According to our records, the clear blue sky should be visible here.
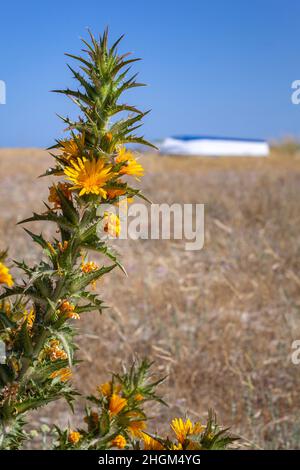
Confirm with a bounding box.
[0,0,300,147]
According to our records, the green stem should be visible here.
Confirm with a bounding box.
[17,233,81,383]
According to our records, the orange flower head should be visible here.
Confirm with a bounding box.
[127,412,147,437]
[109,394,127,416]
[111,434,126,449]
[81,261,98,274]
[99,381,112,397]
[59,300,80,320]
[45,339,68,362]
[68,430,81,444]
[98,381,122,397]
[81,261,99,289]
[50,367,72,382]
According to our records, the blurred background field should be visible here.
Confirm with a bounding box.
[1,146,300,449]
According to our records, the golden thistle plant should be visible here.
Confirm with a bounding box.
[0,30,236,450]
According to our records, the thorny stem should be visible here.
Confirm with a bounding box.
[17,217,89,386]
[19,262,70,382]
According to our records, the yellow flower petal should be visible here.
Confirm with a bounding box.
[64,158,112,198]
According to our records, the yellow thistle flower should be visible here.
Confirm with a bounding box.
[127,412,147,437]
[61,139,80,156]
[0,262,14,287]
[98,381,122,397]
[68,311,80,320]
[59,133,84,161]
[99,381,112,397]
[68,430,81,444]
[170,418,205,444]
[81,261,98,273]
[111,434,126,449]
[103,212,121,238]
[192,421,206,434]
[50,367,72,382]
[128,420,147,437]
[81,261,99,289]
[48,183,72,209]
[59,300,80,320]
[50,348,67,361]
[141,432,164,450]
[59,300,74,313]
[109,394,127,416]
[45,339,68,362]
[116,147,144,179]
[64,157,112,197]
[128,421,147,437]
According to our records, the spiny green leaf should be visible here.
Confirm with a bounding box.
[69,264,116,293]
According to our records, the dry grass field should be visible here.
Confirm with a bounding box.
[1,147,300,449]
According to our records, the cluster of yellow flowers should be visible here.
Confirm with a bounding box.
[63,376,211,451]
[106,417,206,451]
[0,261,13,288]
[44,339,68,362]
[50,140,143,200]
[107,382,210,450]
[101,381,147,438]
[47,140,143,245]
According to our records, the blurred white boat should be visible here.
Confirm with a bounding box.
[159,135,269,157]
